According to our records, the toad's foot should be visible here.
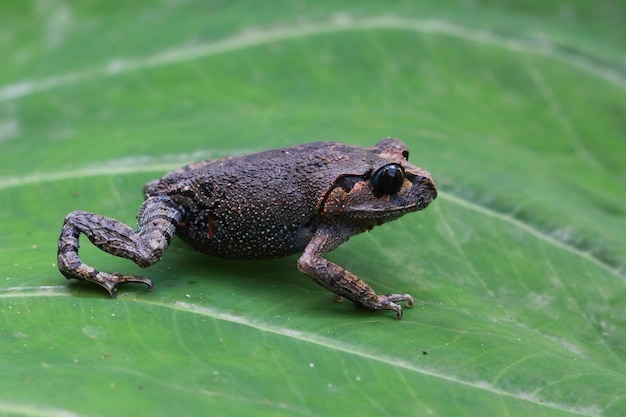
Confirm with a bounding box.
[58,252,153,297]
[369,294,415,319]
[337,293,414,318]
[97,273,153,297]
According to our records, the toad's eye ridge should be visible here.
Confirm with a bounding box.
[371,163,405,195]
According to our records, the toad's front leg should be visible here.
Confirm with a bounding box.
[297,226,415,318]
[57,195,183,296]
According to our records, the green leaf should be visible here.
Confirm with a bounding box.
[1,1,625,416]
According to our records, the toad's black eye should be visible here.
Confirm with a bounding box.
[371,163,405,195]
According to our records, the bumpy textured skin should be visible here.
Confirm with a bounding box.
[58,138,437,318]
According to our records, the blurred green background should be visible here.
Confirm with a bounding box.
[1,1,625,416]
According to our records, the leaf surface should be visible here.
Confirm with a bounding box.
[1,1,625,416]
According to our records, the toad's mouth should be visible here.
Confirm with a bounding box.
[344,199,434,218]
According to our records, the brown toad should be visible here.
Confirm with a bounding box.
[58,138,437,318]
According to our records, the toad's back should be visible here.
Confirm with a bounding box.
[145,142,383,259]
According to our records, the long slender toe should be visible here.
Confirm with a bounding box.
[386,293,415,307]
[370,293,415,319]
[103,272,153,296]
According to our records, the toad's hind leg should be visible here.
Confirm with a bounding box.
[57,195,183,296]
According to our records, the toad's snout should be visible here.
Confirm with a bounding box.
[408,170,437,207]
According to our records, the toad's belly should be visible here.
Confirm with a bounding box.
[175,208,316,260]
